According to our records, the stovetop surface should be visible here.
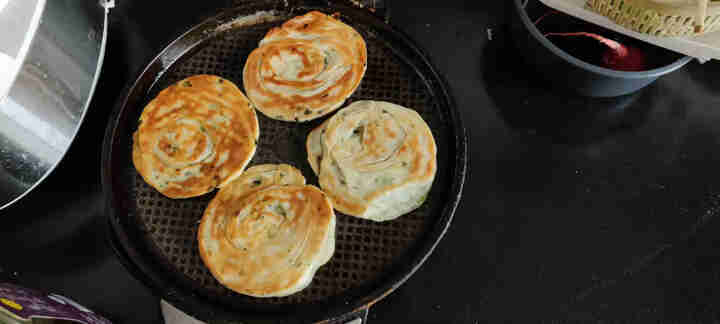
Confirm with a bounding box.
[2,0,720,322]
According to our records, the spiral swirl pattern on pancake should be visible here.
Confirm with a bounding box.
[132,75,259,199]
[243,11,367,122]
[307,100,437,222]
[198,171,335,297]
[214,163,307,200]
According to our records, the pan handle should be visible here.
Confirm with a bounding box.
[346,0,389,22]
[290,0,390,22]
[326,306,369,324]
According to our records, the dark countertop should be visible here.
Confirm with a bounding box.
[2,0,720,322]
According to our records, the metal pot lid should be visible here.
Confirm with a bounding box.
[0,0,43,102]
[0,0,113,209]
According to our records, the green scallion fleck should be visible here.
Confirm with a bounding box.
[276,205,287,217]
[417,193,428,205]
[375,176,394,186]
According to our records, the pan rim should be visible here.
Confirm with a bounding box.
[101,2,467,322]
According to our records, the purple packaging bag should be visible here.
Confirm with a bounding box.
[0,283,112,324]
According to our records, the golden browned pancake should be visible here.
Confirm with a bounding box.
[243,11,367,122]
[198,182,335,297]
[306,100,437,221]
[132,75,259,199]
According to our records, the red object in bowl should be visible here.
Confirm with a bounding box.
[545,32,647,72]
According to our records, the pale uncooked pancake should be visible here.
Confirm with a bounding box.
[132,75,259,199]
[307,100,437,222]
[243,11,367,122]
[198,180,335,297]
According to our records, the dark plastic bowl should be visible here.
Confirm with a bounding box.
[510,0,693,98]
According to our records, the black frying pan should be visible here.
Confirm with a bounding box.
[102,1,466,323]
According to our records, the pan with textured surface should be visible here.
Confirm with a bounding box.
[102,1,466,323]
